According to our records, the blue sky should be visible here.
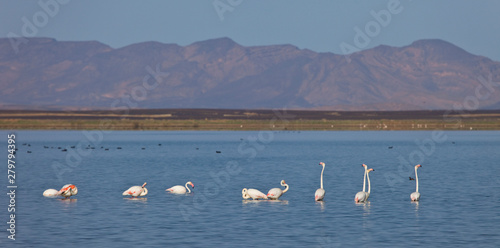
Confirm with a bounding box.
[1,0,499,61]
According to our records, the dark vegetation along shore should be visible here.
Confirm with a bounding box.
[1,109,500,131]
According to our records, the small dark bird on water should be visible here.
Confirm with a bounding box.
[388,146,393,149]
[409,177,415,180]
[216,151,221,153]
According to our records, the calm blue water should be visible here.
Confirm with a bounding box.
[1,130,500,247]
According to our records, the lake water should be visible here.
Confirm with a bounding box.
[1,130,500,247]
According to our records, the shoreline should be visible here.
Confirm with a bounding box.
[1,109,499,131]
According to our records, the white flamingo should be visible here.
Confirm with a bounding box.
[43,188,60,197]
[242,188,268,200]
[58,184,78,199]
[315,162,326,201]
[354,164,368,203]
[267,180,289,200]
[166,181,194,194]
[411,164,422,201]
[123,182,148,197]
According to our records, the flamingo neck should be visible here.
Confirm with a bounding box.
[282,183,289,193]
[362,168,367,192]
[367,171,371,194]
[320,164,325,189]
[185,182,191,193]
[415,167,419,193]
[242,188,250,199]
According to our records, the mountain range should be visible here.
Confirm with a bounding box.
[1,37,499,110]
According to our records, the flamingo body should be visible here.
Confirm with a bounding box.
[123,182,148,197]
[242,188,268,200]
[43,189,60,197]
[315,188,325,201]
[59,184,78,199]
[166,181,194,194]
[411,192,421,201]
[267,180,289,200]
[354,191,367,203]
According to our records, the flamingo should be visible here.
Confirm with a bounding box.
[411,164,422,201]
[123,182,148,197]
[43,188,60,197]
[58,184,78,199]
[166,181,194,194]
[354,164,368,203]
[242,188,268,200]
[267,180,289,200]
[315,162,326,201]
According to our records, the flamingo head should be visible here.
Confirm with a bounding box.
[280,180,286,185]
[416,164,422,168]
[188,182,194,188]
[362,164,367,168]
[319,162,325,166]
[142,182,147,188]
[368,168,374,172]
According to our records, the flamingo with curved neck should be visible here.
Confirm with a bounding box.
[315,162,326,201]
[267,180,289,200]
[410,164,422,201]
[166,181,194,194]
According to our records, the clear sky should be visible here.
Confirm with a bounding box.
[1,0,499,61]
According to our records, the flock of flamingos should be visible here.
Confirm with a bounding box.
[42,162,422,202]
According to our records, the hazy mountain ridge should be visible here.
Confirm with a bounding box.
[1,37,499,110]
